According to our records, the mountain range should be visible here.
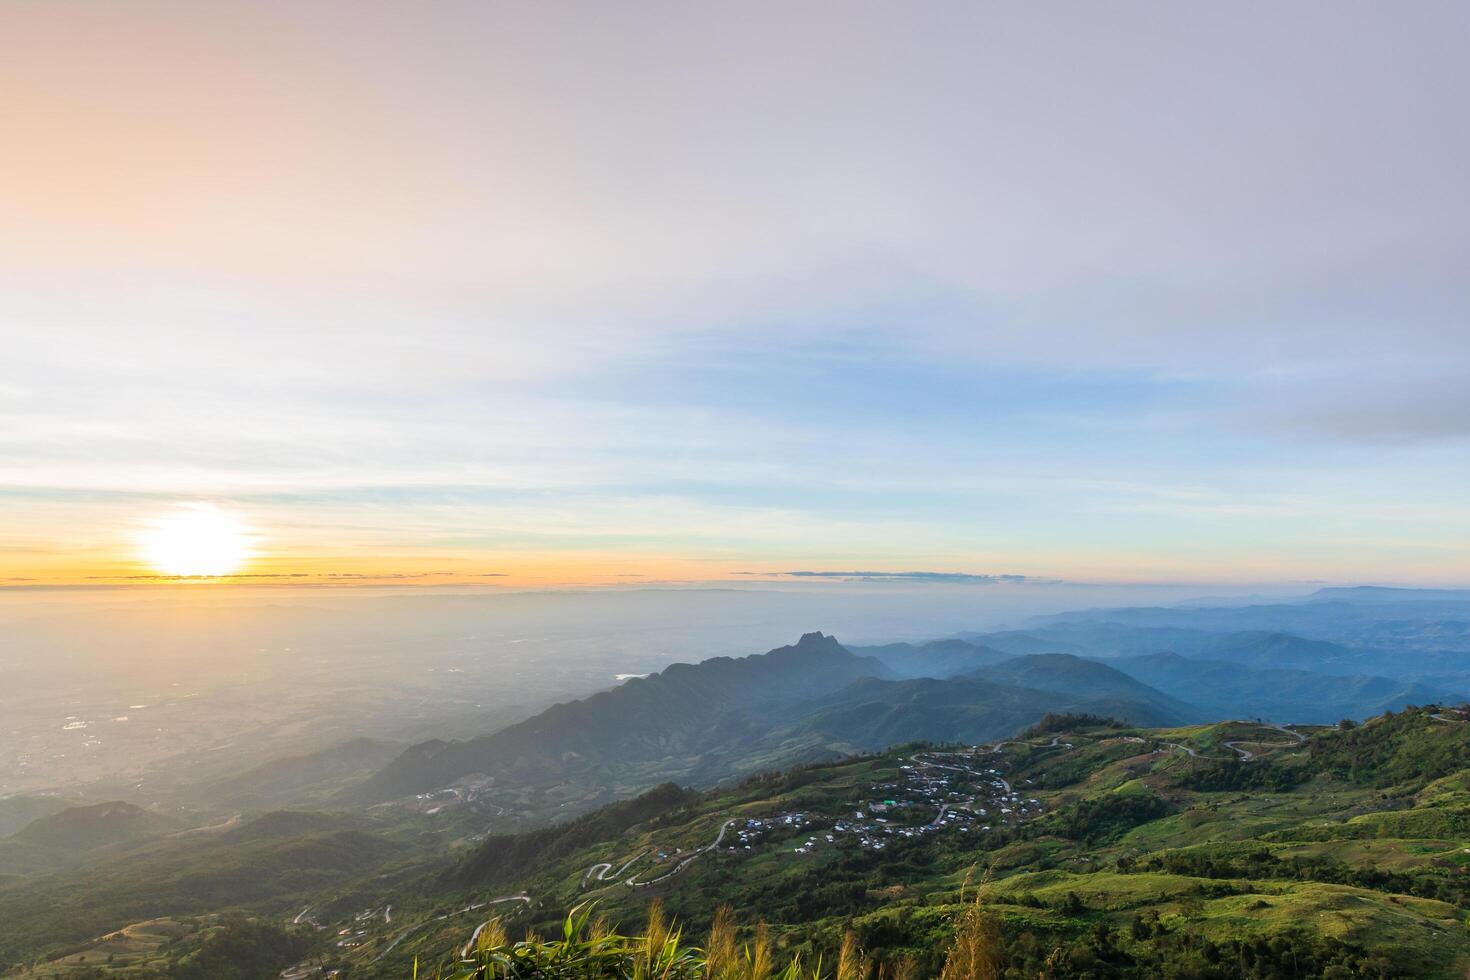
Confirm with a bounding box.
[341,611,1470,815]
[355,633,1184,808]
[1111,651,1455,724]
[347,636,1194,809]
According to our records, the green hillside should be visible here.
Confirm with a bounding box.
[347,706,1470,979]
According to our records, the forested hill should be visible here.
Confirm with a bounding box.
[345,633,895,802]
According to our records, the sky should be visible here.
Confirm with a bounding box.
[2,1,1468,588]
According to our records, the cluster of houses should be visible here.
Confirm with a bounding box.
[725,811,814,851]
[907,754,1045,820]
[722,751,1046,859]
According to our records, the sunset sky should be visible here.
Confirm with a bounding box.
[3,1,1468,589]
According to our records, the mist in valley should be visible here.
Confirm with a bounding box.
[0,581,1290,802]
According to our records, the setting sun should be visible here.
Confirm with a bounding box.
[138,506,251,577]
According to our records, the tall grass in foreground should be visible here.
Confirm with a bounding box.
[426,890,1005,980]
[937,869,1003,980]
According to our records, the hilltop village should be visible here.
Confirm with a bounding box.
[722,751,1044,858]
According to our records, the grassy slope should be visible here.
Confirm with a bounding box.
[353,709,1470,978]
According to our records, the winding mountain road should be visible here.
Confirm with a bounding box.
[1222,741,1256,761]
[625,819,737,888]
[376,895,528,963]
[1161,724,1304,763]
[1225,724,1306,760]
[611,851,646,880]
[582,850,648,888]
[459,896,532,957]
[579,821,735,893]
[985,741,1026,754]
[1267,724,1307,742]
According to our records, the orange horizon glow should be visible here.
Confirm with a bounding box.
[5,541,1468,592]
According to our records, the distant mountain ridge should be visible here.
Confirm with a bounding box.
[1025,594,1470,657]
[345,616,1470,814]
[1109,651,1458,723]
[974,624,1357,666]
[346,632,894,804]
[1305,585,1470,603]
[348,634,1192,809]
[972,623,1470,677]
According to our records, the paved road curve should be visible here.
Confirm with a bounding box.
[626,819,737,888]
[460,897,533,958]
[376,895,529,963]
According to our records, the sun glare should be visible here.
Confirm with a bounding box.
[139,506,251,578]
